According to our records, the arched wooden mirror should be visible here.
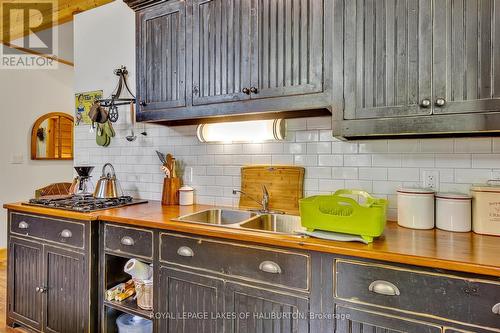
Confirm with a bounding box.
[31,112,74,160]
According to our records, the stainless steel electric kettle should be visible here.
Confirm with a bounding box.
[94,163,124,199]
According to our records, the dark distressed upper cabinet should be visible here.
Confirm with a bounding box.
[127,0,331,122]
[137,0,186,111]
[44,246,86,333]
[251,0,324,99]
[342,0,432,120]
[433,0,500,114]
[192,0,252,105]
[8,238,43,332]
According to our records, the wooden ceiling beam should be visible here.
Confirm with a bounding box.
[0,0,113,44]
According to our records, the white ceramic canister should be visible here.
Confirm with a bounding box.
[397,187,435,229]
[435,193,472,232]
[179,186,194,206]
[471,181,500,236]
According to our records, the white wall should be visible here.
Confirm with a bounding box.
[74,1,500,221]
[0,22,75,247]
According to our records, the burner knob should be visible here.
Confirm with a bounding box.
[60,229,72,238]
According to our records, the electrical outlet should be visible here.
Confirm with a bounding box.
[423,170,439,190]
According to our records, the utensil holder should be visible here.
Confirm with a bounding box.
[162,178,181,205]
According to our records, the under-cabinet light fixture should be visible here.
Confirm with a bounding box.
[196,119,286,143]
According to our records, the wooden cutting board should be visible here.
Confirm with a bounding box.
[239,165,305,215]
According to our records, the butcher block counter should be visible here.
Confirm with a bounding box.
[4,201,500,277]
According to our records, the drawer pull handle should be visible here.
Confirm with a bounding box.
[18,221,29,229]
[60,229,72,238]
[120,236,135,246]
[369,280,400,296]
[177,246,194,257]
[259,261,282,274]
[493,303,500,315]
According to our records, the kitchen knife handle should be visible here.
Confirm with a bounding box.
[369,280,400,296]
[18,221,29,229]
[177,246,194,257]
[120,236,135,246]
[259,261,282,274]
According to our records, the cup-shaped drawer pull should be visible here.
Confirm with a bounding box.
[18,221,29,229]
[259,261,282,274]
[120,236,135,246]
[369,280,400,296]
[177,246,194,257]
[493,303,500,315]
[60,229,72,238]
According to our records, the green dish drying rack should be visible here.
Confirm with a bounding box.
[299,190,388,243]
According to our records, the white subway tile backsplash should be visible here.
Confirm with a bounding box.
[344,155,371,167]
[295,130,319,142]
[454,138,492,153]
[435,154,471,168]
[75,116,496,216]
[318,155,343,166]
[358,168,387,180]
[472,154,500,168]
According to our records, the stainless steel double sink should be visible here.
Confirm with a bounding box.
[173,209,304,235]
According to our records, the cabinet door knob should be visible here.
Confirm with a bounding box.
[60,229,72,238]
[435,98,446,107]
[18,221,29,229]
[493,303,500,315]
[120,236,135,246]
[35,287,40,292]
[420,99,431,108]
[177,246,194,257]
[368,280,400,296]
[242,87,250,95]
[250,87,258,94]
[259,261,282,274]
[39,287,47,293]
[140,100,147,106]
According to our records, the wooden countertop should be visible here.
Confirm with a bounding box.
[4,201,500,277]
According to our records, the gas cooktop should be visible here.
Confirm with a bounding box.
[24,195,148,212]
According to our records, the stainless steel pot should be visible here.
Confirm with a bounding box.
[94,163,123,199]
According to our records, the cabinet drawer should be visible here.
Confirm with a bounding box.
[160,233,310,291]
[10,213,85,249]
[104,224,153,259]
[335,260,500,330]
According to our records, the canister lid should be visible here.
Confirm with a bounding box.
[179,185,194,192]
[435,192,472,200]
[397,187,435,195]
[471,180,500,193]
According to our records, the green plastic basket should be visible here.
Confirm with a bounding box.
[299,189,388,243]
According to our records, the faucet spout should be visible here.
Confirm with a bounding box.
[233,185,271,213]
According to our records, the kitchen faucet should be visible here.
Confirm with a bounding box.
[233,185,284,214]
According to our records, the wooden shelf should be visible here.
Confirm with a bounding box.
[104,298,152,320]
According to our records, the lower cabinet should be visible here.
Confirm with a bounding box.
[225,282,309,333]
[7,211,96,333]
[44,245,86,333]
[157,266,310,333]
[334,306,442,333]
[8,237,43,331]
[158,267,224,333]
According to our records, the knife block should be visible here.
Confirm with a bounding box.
[162,178,181,205]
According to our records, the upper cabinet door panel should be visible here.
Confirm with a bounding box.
[192,0,252,105]
[137,1,186,111]
[343,0,433,120]
[433,0,500,114]
[251,0,324,99]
